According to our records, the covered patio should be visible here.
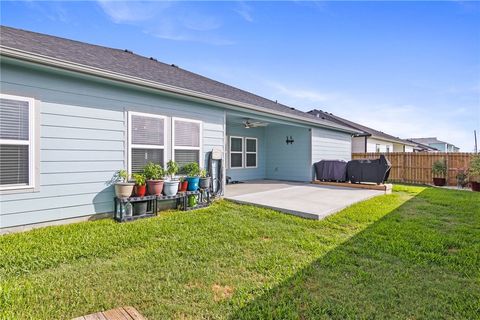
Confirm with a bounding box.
[225,180,384,220]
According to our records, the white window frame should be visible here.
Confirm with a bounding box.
[172,117,203,167]
[0,94,36,191]
[244,137,258,169]
[229,136,244,169]
[128,111,167,174]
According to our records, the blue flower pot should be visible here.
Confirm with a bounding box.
[186,177,200,191]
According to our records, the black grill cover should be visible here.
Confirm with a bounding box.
[314,160,348,182]
[346,155,391,184]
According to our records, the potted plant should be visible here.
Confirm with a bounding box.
[432,159,447,186]
[469,155,480,192]
[163,160,180,196]
[199,169,211,189]
[182,162,201,191]
[143,162,165,195]
[132,173,147,197]
[455,169,468,189]
[114,169,134,198]
[178,176,188,192]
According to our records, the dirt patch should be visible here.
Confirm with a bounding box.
[211,284,234,301]
[261,236,271,242]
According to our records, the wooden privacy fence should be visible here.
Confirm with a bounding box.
[352,152,475,186]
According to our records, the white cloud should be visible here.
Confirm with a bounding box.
[235,1,253,22]
[263,80,478,151]
[97,1,233,45]
[267,81,337,103]
[97,1,170,23]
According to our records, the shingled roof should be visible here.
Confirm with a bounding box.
[0,25,356,133]
[308,109,416,146]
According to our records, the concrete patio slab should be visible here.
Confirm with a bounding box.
[225,180,384,220]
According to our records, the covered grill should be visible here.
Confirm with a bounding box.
[314,160,348,182]
[346,155,391,184]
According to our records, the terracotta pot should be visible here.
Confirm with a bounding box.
[147,180,164,195]
[471,181,480,192]
[134,184,146,197]
[178,180,188,192]
[114,182,134,198]
[433,178,446,186]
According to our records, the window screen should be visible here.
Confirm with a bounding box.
[174,120,200,147]
[230,137,243,168]
[131,115,164,145]
[0,96,32,188]
[129,113,165,174]
[245,138,257,168]
[0,145,29,185]
[173,118,201,166]
[131,148,164,173]
[174,150,200,167]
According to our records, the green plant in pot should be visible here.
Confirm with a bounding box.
[199,169,211,190]
[114,169,134,198]
[455,169,468,189]
[132,173,147,197]
[164,160,180,196]
[432,159,447,186]
[469,155,480,192]
[183,162,201,191]
[178,176,188,192]
[143,162,165,195]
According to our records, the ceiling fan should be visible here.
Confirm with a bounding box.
[243,119,269,128]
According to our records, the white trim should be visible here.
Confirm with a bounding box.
[229,136,244,169]
[0,93,36,191]
[244,137,258,169]
[1,46,360,134]
[127,111,167,174]
[172,117,203,167]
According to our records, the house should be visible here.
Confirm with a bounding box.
[308,109,416,153]
[404,139,439,152]
[408,137,460,152]
[0,26,359,231]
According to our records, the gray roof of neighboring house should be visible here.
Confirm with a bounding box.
[405,139,439,151]
[0,25,356,132]
[408,137,457,147]
[308,109,416,146]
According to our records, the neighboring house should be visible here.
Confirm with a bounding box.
[408,137,460,152]
[405,139,439,152]
[308,109,416,153]
[0,26,359,230]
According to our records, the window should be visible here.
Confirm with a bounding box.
[173,117,201,167]
[128,112,165,173]
[386,145,390,153]
[375,144,381,153]
[229,136,243,168]
[245,138,257,168]
[0,94,35,190]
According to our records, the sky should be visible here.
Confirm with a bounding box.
[1,1,479,151]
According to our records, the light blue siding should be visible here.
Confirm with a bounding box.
[0,61,225,229]
[226,124,266,181]
[265,125,312,181]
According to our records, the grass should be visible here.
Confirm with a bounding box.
[0,185,479,319]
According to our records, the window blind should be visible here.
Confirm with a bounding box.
[132,115,164,145]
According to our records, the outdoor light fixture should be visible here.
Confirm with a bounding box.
[286,136,294,144]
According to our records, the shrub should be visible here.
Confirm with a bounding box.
[469,155,480,182]
[182,162,201,177]
[143,162,164,180]
[432,159,447,178]
[166,160,179,180]
[132,173,146,186]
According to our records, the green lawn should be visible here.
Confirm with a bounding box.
[1,185,479,319]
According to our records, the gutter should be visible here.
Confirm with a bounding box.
[0,46,360,134]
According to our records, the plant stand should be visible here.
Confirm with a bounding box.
[114,189,211,222]
[114,195,157,222]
